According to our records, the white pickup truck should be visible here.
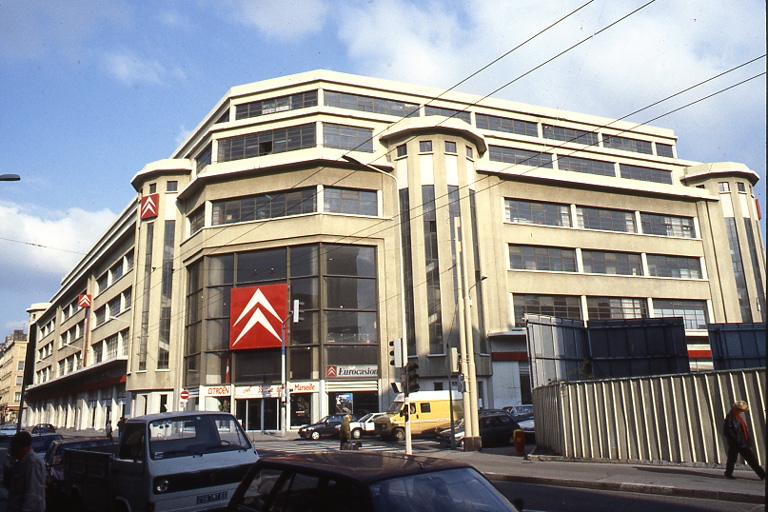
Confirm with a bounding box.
[64,411,258,512]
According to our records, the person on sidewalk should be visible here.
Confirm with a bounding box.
[106,420,114,443]
[4,431,47,512]
[339,414,352,450]
[723,400,766,480]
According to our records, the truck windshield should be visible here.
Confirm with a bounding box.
[148,414,252,460]
[385,401,403,415]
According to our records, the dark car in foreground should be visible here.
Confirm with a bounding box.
[227,451,521,512]
[298,414,355,440]
[44,437,115,512]
[439,412,520,448]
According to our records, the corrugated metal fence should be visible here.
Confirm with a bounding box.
[533,368,765,466]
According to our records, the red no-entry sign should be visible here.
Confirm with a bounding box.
[180,390,190,400]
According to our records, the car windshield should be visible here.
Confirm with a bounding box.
[370,467,516,512]
[148,414,251,460]
[357,413,374,422]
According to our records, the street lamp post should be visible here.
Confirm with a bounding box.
[341,155,413,454]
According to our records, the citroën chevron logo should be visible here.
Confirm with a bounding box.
[229,284,288,350]
[140,193,159,220]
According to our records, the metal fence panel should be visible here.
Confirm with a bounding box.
[533,368,765,466]
[709,323,766,370]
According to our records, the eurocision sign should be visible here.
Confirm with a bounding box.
[229,284,288,350]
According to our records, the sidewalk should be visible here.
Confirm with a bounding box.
[244,430,765,505]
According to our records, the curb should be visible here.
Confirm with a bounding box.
[482,472,765,505]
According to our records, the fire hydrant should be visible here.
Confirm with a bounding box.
[513,429,526,456]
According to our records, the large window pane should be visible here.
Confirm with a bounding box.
[581,250,642,276]
[325,277,376,309]
[505,199,571,227]
[237,248,287,285]
[325,311,377,344]
[513,294,582,325]
[325,245,375,277]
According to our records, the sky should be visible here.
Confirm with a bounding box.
[0,0,765,334]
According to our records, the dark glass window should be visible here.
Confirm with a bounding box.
[582,250,642,275]
[419,141,433,153]
[396,144,407,157]
[211,188,316,225]
[577,207,636,233]
[444,141,457,154]
[325,245,375,277]
[603,135,652,154]
[724,218,752,322]
[587,297,647,320]
[324,91,419,118]
[646,254,702,279]
[235,90,317,120]
[640,213,695,238]
[188,207,204,235]
[620,164,673,184]
[509,245,576,272]
[476,114,537,137]
[324,188,377,216]
[513,294,582,325]
[656,143,674,158]
[505,199,571,227]
[166,181,178,192]
[653,299,708,330]
[425,105,471,124]
[323,123,373,152]
[557,156,615,177]
[489,146,553,168]
[542,125,598,146]
[196,144,212,171]
[218,123,316,162]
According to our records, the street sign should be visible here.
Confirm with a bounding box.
[180,389,190,400]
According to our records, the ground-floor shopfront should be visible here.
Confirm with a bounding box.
[183,379,381,431]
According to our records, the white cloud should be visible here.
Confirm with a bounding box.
[337,0,766,170]
[0,202,115,276]
[213,0,329,42]
[104,50,166,86]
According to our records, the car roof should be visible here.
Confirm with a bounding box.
[255,452,474,483]
[127,411,234,423]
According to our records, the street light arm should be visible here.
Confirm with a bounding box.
[0,174,21,182]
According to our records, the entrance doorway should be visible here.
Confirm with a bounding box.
[236,398,279,432]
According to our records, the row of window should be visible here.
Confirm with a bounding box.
[94,288,132,326]
[190,187,378,234]
[59,321,85,349]
[489,146,673,185]
[513,294,708,330]
[509,245,702,278]
[96,251,134,296]
[222,88,675,159]
[505,198,696,238]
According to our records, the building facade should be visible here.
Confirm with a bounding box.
[25,70,765,430]
[0,330,29,424]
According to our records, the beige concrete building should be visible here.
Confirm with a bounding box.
[0,330,29,424]
[24,70,765,430]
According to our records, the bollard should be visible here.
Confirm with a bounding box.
[513,429,525,456]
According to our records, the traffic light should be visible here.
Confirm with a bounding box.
[389,338,404,368]
[405,362,420,394]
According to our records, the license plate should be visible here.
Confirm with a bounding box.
[196,491,228,504]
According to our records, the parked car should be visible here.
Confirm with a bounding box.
[503,404,533,417]
[438,412,521,448]
[298,414,355,440]
[336,412,387,439]
[44,437,115,512]
[227,451,521,511]
[0,423,19,439]
[30,433,63,456]
[32,423,56,434]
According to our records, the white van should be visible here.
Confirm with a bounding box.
[65,411,258,512]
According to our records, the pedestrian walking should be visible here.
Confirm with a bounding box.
[117,416,126,441]
[3,431,46,512]
[106,420,114,443]
[723,400,766,480]
[339,414,352,450]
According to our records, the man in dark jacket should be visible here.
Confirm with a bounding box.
[4,431,46,512]
[723,400,765,480]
